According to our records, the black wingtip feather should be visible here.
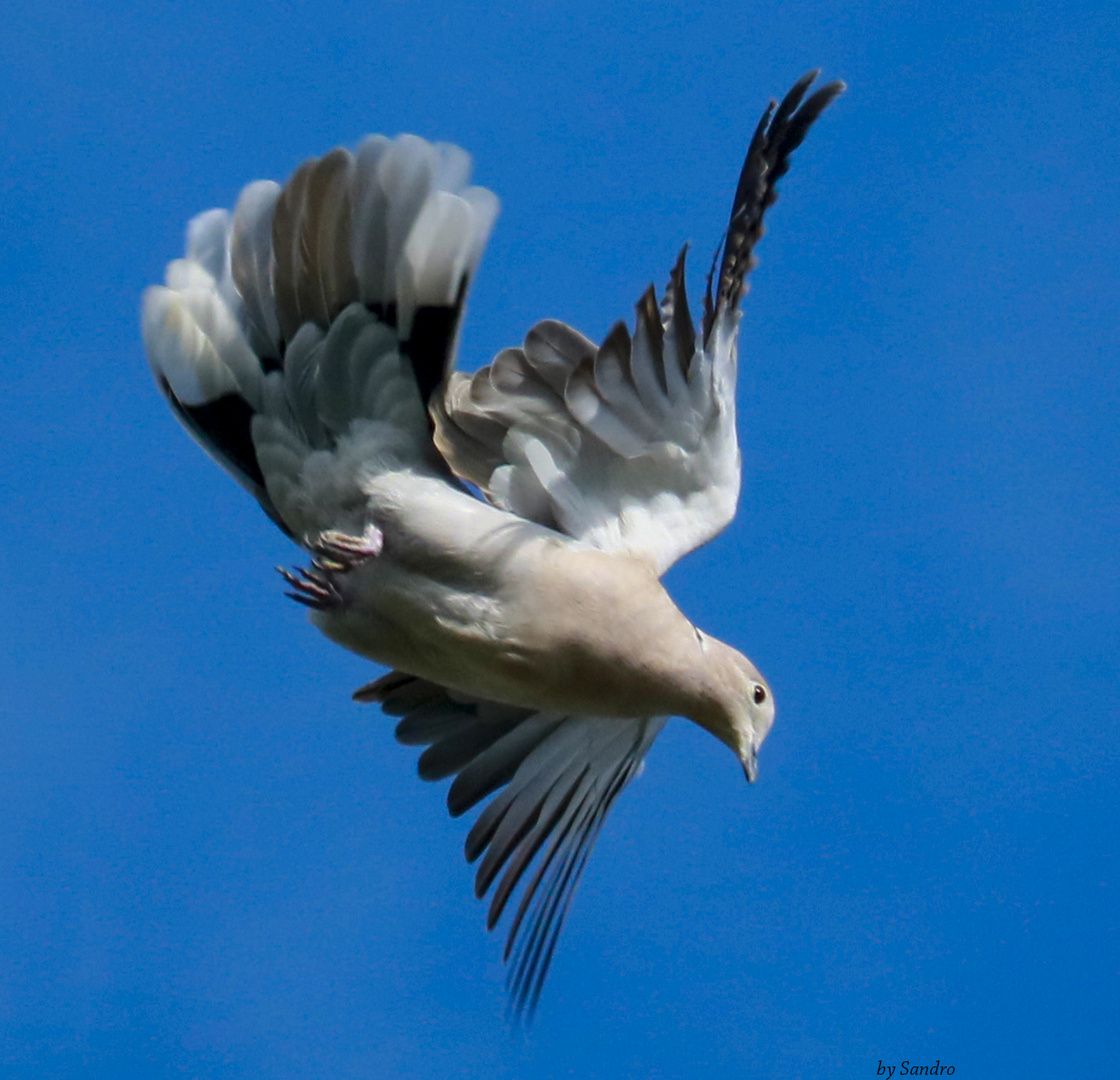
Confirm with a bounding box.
[702,71,845,343]
[504,758,635,1025]
[376,672,663,1025]
[635,285,667,393]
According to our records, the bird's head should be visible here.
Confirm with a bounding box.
[734,662,775,783]
[692,640,776,783]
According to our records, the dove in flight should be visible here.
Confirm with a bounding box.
[142,71,843,1020]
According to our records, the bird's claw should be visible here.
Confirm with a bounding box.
[309,523,384,571]
[278,523,383,610]
[277,563,343,609]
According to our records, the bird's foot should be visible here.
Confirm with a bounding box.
[278,523,383,610]
[308,523,384,571]
[277,563,343,609]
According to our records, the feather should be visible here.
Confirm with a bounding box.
[401,292,467,406]
[377,135,437,309]
[142,287,239,406]
[460,185,500,275]
[282,321,328,447]
[505,750,640,1022]
[486,759,587,928]
[630,284,669,409]
[311,303,377,436]
[660,244,695,380]
[396,191,475,334]
[377,673,663,1023]
[395,702,477,746]
[171,286,263,409]
[523,320,596,394]
[271,149,358,343]
[349,134,392,306]
[229,179,283,363]
[302,149,358,330]
[270,157,312,347]
[432,141,472,192]
[704,70,845,339]
[475,759,567,901]
[417,711,527,782]
[164,257,217,292]
[446,712,566,816]
[186,208,230,281]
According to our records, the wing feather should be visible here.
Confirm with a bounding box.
[506,752,637,1021]
[433,72,842,573]
[357,671,664,1022]
[433,244,738,574]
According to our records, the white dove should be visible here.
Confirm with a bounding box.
[142,71,843,1020]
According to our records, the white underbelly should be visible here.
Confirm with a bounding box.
[312,522,700,721]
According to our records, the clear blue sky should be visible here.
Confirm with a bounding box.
[1,1,1116,1076]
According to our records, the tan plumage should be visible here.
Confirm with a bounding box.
[141,71,844,1020]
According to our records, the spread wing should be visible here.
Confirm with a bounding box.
[433,71,843,575]
[356,672,665,1023]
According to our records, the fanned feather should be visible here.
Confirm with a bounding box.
[435,73,842,575]
[230,180,283,363]
[145,132,499,538]
[358,671,664,1023]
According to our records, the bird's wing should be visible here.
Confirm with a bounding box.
[357,671,666,1023]
[142,135,499,539]
[433,72,843,575]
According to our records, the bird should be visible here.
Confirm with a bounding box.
[141,70,844,1021]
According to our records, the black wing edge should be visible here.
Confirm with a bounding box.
[355,671,662,1026]
[702,70,845,343]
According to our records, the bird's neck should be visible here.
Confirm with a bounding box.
[683,635,754,756]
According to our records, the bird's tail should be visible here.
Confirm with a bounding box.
[142,136,499,537]
[701,70,845,344]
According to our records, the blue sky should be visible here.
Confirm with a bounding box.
[1,0,1117,1076]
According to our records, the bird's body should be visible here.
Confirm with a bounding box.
[319,482,740,727]
[142,71,842,1018]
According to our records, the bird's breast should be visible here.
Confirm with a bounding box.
[313,489,706,718]
[493,543,707,718]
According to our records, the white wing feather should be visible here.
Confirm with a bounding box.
[433,71,846,574]
[434,251,741,575]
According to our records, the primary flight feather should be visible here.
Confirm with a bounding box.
[142,70,844,1020]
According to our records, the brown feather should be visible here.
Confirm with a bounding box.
[271,149,360,348]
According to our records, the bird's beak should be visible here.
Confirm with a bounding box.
[741,745,759,784]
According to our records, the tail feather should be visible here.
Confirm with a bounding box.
[271,147,358,343]
[143,134,499,537]
[185,208,230,282]
[142,284,288,530]
[230,180,283,364]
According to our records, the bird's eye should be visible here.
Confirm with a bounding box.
[753,685,767,705]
